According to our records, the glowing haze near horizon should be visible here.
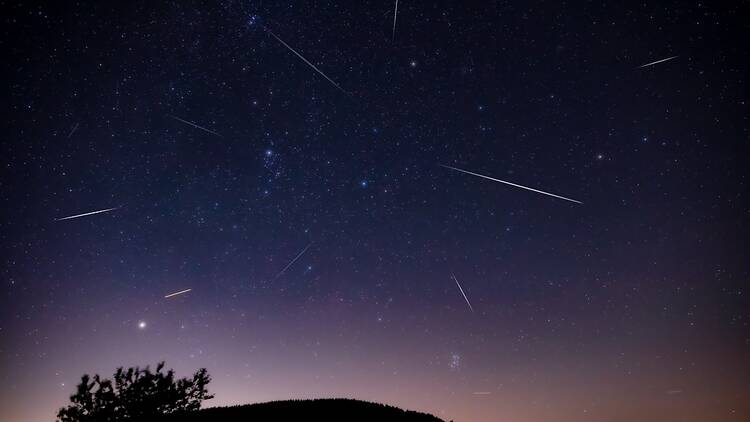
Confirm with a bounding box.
[1,1,748,421]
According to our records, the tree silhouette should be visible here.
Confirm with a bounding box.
[57,362,213,422]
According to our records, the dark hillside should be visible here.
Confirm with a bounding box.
[162,398,446,422]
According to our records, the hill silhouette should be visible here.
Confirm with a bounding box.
[56,363,445,421]
[162,398,447,422]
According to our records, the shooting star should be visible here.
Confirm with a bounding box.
[638,55,678,68]
[55,207,120,221]
[392,0,399,41]
[169,115,222,137]
[275,242,314,278]
[452,273,474,313]
[262,26,347,94]
[164,288,192,299]
[67,122,79,138]
[472,392,492,396]
[667,389,683,395]
[440,164,583,204]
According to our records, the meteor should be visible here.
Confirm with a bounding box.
[164,288,192,299]
[55,207,120,221]
[472,392,492,395]
[169,115,222,137]
[67,122,79,139]
[262,26,348,94]
[440,164,582,204]
[392,0,399,41]
[276,242,314,278]
[638,55,678,68]
[452,273,474,313]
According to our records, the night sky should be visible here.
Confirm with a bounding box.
[2,1,748,421]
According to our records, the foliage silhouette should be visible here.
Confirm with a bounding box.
[57,362,213,422]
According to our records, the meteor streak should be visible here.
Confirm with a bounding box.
[276,242,314,278]
[638,55,678,68]
[472,392,492,395]
[392,0,399,41]
[262,26,347,94]
[164,288,192,299]
[452,273,474,313]
[169,115,222,137]
[55,207,119,221]
[67,122,79,138]
[440,164,583,204]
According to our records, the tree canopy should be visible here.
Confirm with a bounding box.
[57,362,213,422]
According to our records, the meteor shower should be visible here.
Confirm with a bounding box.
[2,2,748,422]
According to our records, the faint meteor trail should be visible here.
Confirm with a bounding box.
[392,0,399,41]
[452,273,474,313]
[440,164,583,204]
[169,115,222,137]
[638,55,678,68]
[55,207,119,221]
[164,288,192,298]
[67,122,79,138]
[275,242,314,278]
[262,26,348,94]
[472,391,492,395]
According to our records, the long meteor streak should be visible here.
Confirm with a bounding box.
[440,164,582,204]
[638,55,678,68]
[263,27,347,94]
[276,242,314,278]
[164,288,192,298]
[55,207,119,221]
[452,273,474,313]
[392,0,399,41]
[169,115,222,137]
